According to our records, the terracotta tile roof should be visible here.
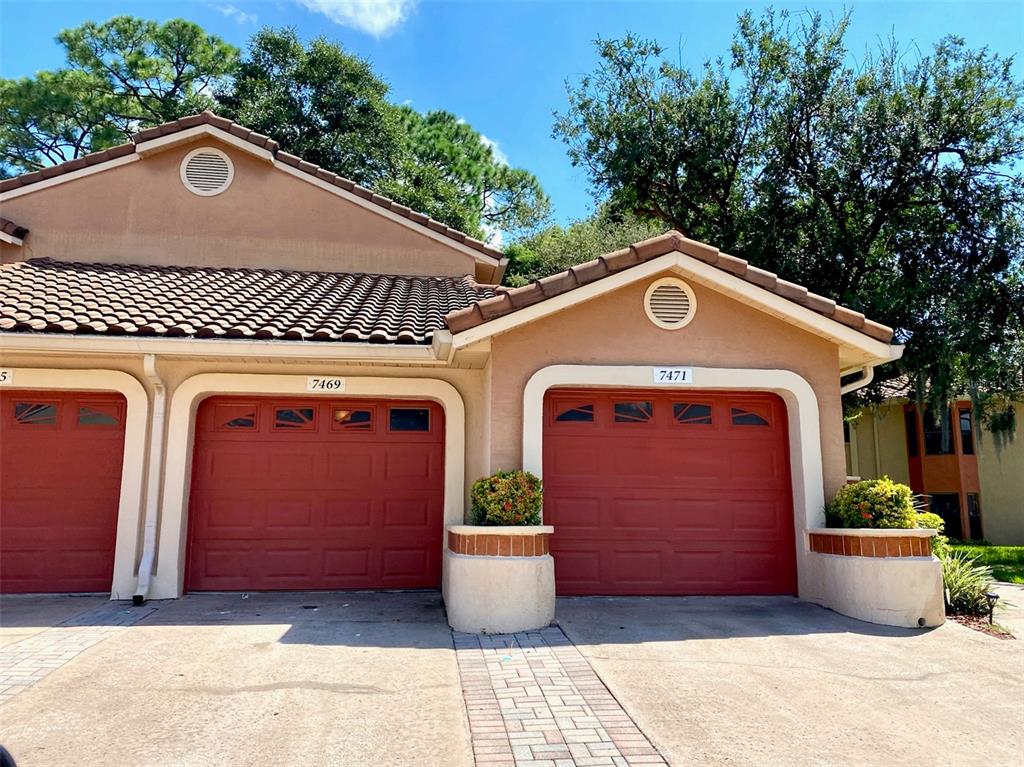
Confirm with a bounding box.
[444,231,895,344]
[0,217,29,241]
[0,111,504,264]
[0,258,496,344]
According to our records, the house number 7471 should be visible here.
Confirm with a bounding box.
[652,367,693,384]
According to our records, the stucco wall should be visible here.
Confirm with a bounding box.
[977,402,1024,545]
[847,403,911,485]
[1,137,479,277]
[486,272,847,499]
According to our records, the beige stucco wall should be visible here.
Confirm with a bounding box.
[486,272,847,499]
[847,403,911,485]
[977,402,1024,545]
[1,137,480,278]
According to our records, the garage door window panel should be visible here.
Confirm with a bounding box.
[613,401,654,424]
[12,401,59,427]
[274,406,316,431]
[78,401,123,427]
[389,407,430,432]
[553,402,595,423]
[673,403,713,425]
[332,407,373,432]
[730,406,771,426]
[214,403,258,431]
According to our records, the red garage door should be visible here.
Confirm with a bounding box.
[544,389,796,596]
[186,397,445,591]
[1,390,126,593]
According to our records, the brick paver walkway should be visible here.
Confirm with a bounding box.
[0,600,158,704]
[454,626,668,767]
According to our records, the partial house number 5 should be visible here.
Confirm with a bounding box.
[652,367,693,384]
[306,376,346,392]
[0,369,12,385]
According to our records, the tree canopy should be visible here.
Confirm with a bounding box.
[1,19,549,241]
[553,10,1024,431]
[1,16,238,172]
[217,27,402,188]
[505,205,665,286]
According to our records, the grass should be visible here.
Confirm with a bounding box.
[949,542,1024,584]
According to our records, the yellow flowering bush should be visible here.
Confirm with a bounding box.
[824,477,918,529]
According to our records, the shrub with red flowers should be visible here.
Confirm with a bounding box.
[470,470,543,526]
[824,477,920,529]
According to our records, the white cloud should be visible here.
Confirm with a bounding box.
[216,4,258,24]
[295,0,415,36]
[479,133,509,167]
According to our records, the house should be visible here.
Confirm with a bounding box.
[0,111,902,606]
[845,387,1024,545]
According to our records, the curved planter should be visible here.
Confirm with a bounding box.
[442,525,555,634]
[802,528,944,628]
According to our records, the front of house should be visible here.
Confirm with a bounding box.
[1,112,904,613]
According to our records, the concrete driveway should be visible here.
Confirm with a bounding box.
[0,592,472,767]
[557,596,1024,767]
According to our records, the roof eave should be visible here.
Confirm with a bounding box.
[448,251,900,366]
[0,332,448,362]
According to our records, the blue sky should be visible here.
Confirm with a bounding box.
[2,1,1022,226]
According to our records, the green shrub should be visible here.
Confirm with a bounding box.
[914,512,945,532]
[824,477,918,529]
[939,548,994,616]
[471,470,543,526]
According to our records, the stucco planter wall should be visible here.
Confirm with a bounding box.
[442,525,555,634]
[802,528,944,628]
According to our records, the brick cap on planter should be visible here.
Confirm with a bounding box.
[447,524,554,535]
[808,528,936,537]
[447,525,552,557]
[808,528,934,558]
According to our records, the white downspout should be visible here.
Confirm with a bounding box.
[133,353,166,605]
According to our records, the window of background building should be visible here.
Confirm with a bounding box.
[959,407,975,455]
[904,409,919,457]
[923,407,954,456]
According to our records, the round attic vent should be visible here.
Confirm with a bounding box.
[180,147,234,196]
[644,277,697,330]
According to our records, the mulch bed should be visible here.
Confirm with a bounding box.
[949,613,1015,639]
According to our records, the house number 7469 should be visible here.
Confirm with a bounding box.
[306,376,346,392]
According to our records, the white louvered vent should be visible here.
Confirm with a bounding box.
[180,147,234,196]
[644,278,696,329]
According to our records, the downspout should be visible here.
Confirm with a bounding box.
[133,353,165,606]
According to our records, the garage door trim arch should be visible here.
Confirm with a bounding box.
[154,373,466,599]
[523,365,825,593]
[0,368,148,598]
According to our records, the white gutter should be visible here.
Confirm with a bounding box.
[840,344,904,395]
[133,354,166,605]
[840,365,875,395]
[0,333,442,362]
